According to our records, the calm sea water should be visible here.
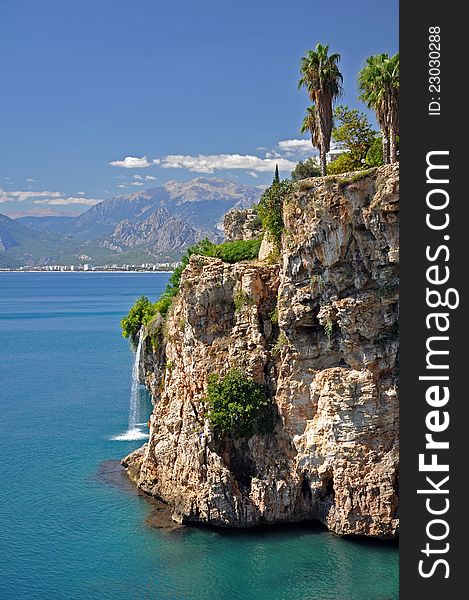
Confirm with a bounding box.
[0,272,398,600]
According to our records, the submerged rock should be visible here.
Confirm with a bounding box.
[123,165,399,538]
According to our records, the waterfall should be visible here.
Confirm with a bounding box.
[111,328,149,441]
[128,328,144,429]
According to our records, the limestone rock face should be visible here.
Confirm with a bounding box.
[123,165,399,537]
[223,209,262,241]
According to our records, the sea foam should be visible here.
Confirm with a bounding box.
[111,427,149,441]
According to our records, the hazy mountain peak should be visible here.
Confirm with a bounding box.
[162,177,260,205]
[0,213,15,225]
[3,176,262,266]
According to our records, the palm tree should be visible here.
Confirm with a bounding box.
[358,53,399,164]
[300,106,322,174]
[300,105,321,151]
[298,43,343,175]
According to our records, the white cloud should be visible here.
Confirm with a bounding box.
[109,156,156,168]
[77,191,86,196]
[132,174,156,181]
[277,139,314,155]
[115,174,157,189]
[109,139,317,177]
[26,178,37,183]
[32,197,101,206]
[0,187,101,207]
[248,171,258,178]
[158,153,297,174]
[0,188,63,203]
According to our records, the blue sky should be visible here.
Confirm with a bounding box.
[0,0,398,216]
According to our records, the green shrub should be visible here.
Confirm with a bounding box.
[365,137,384,167]
[269,307,279,324]
[149,333,160,352]
[265,247,281,265]
[121,296,155,340]
[291,158,321,181]
[151,294,173,318]
[205,369,273,438]
[173,238,261,268]
[272,332,288,356]
[326,152,363,175]
[212,239,261,263]
[234,289,254,312]
[121,285,176,339]
[324,319,334,341]
[345,169,375,184]
[258,180,294,246]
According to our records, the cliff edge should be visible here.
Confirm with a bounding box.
[123,164,399,538]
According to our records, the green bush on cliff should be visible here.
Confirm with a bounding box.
[205,369,274,439]
[167,238,262,274]
[257,179,293,246]
[326,152,362,175]
[291,157,321,181]
[121,296,155,340]
[365,136,384,167]
[121,280,177,339]
[233,289,254,312]
[212,239,261,263]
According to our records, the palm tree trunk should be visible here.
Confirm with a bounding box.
[319,149,327,176]
[382,132,390,165]
[389,128,398,163]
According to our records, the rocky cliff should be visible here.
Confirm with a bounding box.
[223,209,263,241]
[123,164,399,538]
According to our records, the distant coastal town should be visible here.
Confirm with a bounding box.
[0,262,177,273]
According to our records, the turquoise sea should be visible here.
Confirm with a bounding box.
[0,272,398,600]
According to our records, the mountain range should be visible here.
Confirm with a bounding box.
[0,177,263,268]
